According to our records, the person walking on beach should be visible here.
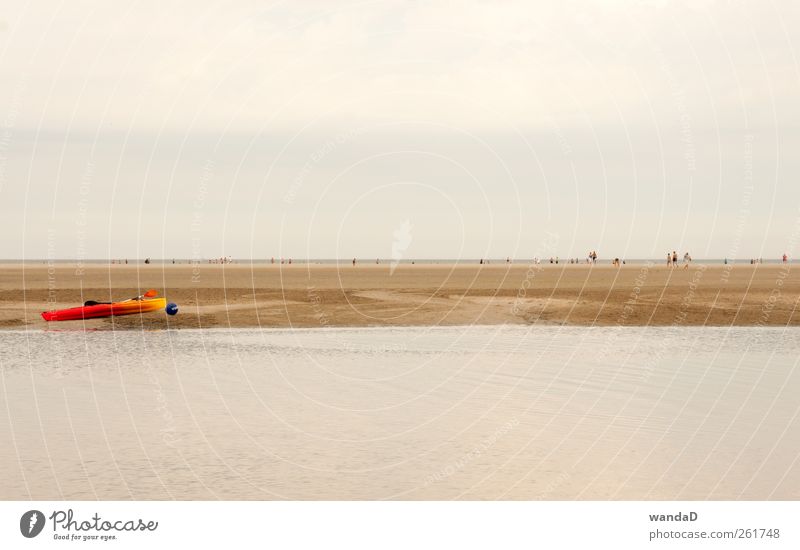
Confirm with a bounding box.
[352,258,356,266]
[672,251,678,267]
[667,252,671,267]
[683,252,691,269]
[783,253,788,263]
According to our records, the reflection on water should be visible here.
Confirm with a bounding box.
[1,326,799,500]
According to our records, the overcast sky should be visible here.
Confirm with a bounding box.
[1,1,799,260]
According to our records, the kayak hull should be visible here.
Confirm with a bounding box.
[41,298,167,322]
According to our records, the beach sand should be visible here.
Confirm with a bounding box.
[1,262,798,329]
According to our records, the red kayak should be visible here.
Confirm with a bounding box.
[41,297,167,322]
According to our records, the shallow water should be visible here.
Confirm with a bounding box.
[1,326,799,500]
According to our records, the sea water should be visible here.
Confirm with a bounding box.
[1,326,798,500]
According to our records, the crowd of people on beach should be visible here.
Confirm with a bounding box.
[208,256,233,264]
[109,253,791,266]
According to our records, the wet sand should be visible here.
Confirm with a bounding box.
[1,262,798,329]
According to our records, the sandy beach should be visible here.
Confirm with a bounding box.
[1,262,798,329]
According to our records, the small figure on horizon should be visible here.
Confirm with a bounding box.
[353,258,356,266]
[683,252,691,269]
[672,251,678,267]
[783,253,788,263]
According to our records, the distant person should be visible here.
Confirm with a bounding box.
[683,252,691,269]
[783,253,788,263]
[352,258,356,266]
[144,258,150,264]
[480,259,483,265]
[667,252,671,267]
[672,251,678,267]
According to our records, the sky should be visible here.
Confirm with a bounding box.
[1,0,799,260]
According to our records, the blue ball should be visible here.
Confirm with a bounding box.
[165,302,179,316]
